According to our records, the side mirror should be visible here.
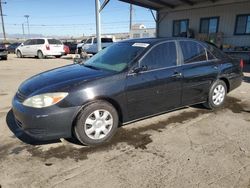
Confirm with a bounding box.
[131,65,148,74]
[21,43,24,46]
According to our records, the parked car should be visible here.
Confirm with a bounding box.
[12,38,243,146]
[63,42,77,54]
[0,44,8,60]
[7,42,21,54]
[16,38,65,59]
[82,37,114,54]
[63,45,70,55]
[76,39,87,54]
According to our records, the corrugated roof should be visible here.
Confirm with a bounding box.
[119,0,221,10]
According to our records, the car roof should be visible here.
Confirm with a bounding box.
[120,37,201,45]
[27,38,61,40]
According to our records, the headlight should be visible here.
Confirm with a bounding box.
[23,92,68,108]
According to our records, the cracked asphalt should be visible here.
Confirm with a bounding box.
[0,54,250,188]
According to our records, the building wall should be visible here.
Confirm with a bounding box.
[158,1,250,46]
[130,28,156,39]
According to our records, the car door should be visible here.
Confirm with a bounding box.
[35,39,45,55]
[29,39,38,56]
[179,40,219,105]
[21,39,32,55]
[125,41,182,121]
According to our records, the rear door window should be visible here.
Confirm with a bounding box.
[180,41,207,64]
[36,39,45,45]
[30,39,37,45]
[48,39,62,45]
[140,42,177,70]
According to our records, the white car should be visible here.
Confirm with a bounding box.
[16,38,65,59]
[82,37,114,54]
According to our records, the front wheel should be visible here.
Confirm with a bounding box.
[16,50,22,58]
[74,101,119,146]
[204,80,227,109]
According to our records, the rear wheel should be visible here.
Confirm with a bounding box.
[74,101,119,146]
[37,51,45,59]
[204,80,227,109]
[16,50,22,58]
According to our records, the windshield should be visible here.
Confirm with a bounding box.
[84,42,146,72]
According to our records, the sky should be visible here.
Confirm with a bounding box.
[3,0,156,37]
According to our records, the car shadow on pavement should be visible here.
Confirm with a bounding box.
[244,76,250,83]
[243,63,250,73]
[6,110,61,145]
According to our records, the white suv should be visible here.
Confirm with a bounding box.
[16,38,65,59]
[82,37,114,54]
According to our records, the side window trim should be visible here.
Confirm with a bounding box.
[138,40,179,73]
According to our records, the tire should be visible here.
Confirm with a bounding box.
[55,55,62,58]
[16,50,22,58]
[203,80,227,109]
[37,51,44,59]
[74,101,119,146]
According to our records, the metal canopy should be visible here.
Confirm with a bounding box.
[119,0,219,10]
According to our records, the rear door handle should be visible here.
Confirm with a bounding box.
[172,72,182,78]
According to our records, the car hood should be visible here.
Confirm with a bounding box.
[19,64,112,96]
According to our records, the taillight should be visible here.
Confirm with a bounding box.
[46,44,50,50]
[240,59,244,69]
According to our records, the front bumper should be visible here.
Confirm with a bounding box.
[0,50,8,56]
[12,94,81,140]
[43,51,65,56]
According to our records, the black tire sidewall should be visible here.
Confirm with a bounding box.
[208,80,227,109]
[74,101,119,146]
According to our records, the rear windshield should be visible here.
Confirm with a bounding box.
[93,38,113,43]
[206,43,229,59]
[48,39,62,45]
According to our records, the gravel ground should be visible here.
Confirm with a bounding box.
[0,54,250,188]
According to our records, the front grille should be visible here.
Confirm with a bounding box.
[16,91,27,103]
